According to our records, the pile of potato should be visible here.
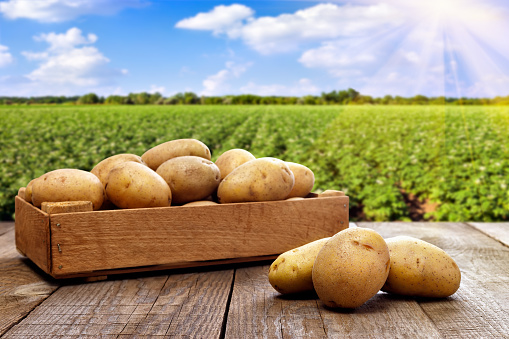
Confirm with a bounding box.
[21,138,320,210]
[268,227,462,309]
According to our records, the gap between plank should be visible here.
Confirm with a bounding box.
[219,269,236,339]
[463,222,509,248]
[1,286,62,336]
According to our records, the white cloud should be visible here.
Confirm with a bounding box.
[0,0,147,23]
[175,4,253,38]
[240,78,320,96]
[0,45,14,67]
[148,85,165,94]
[177,3,401,54]
[34,27,97,51]
[11,27,126,94]
[201,61,252,96]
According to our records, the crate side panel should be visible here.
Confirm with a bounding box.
[15,196,51,273]
[50,196,348,275]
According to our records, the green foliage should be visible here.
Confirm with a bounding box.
[1,105,508,222]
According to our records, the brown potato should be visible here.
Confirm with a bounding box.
[269,237,330,294]
[156,156,221,204]
[142,139,211,170]
[312,227,390,308]
[24,179,35,203]
[182,201,218,207]
[382,236,461,298]
[217,158,294,203]
[91,153,145,187]
[215,149,256,180]
[286,162,315,198]
[106,162,171,209]
[319,190,346,197]
[31,169,104,210]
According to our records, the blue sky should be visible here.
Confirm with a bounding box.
[1,0,508,98]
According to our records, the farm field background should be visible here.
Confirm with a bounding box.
[1,105,508,221]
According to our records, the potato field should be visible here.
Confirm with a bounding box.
[1,105,508,221]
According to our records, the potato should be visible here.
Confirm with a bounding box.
[382,236,461,298]
[91,153,145,187]
[105,162,171,209]
[319,190,346,197]
[24,179,35,203]
[215,149,256,180]
[312,227,390,308]
[31,169,104,210]
[142,139,211,170]
[183,201,218,206]
[156,156,221,204]
[286,162,314,198]
[217,158,294,203]
[269,237,330,294]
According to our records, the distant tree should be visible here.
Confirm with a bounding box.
[149,92,163,104]
[184,92,199,104]
[77,93,99,104]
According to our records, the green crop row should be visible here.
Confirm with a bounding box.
[1,105,508,221]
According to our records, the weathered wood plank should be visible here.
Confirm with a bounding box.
[225,264,441,338]
[44,196,347,276]
[0,227,59,337]
[0,221,14,236]
[358,222,509,338]
[3,268,234,338]
[14,196,50,271]
[467,222,509,247]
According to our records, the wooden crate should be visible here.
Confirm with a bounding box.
[14,194,349,279]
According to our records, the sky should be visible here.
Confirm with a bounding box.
[1,0,509,98]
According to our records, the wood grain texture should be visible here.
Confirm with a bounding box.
[14,196,50,271]
[41,201,93,214]
[4,268,234,338]
[225,265,442,338]
[467,222,509,247]
[358,222,509,338]
[0,227,59,337]
[0,221,14,236]
[46,196,348,276]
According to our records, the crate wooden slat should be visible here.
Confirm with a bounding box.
[14,195,349,279]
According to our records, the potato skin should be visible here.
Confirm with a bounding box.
[24,179,35,203]
[156,156,221,204]
[269,237,330,294]
[31,169,104,210]
[382,236,461,298]
[286,162,315,198]
[312,227,391,308]
[91,154,145,187]
[105,162,171,209]
[215,149,256,180]
[142,139,211,170]
[182,200,218,207]
[319,190,346,197]
[217,158,294,203]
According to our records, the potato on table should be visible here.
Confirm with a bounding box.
[105,162,171,209]
[156,156,221,205]
[31,169,104,210]
[382,236,461,298]
[312,227,390,308]
[142,138,211,170]
[217,157,294,203]
[269,237,330,295]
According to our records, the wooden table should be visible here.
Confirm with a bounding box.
[1,221,508,338]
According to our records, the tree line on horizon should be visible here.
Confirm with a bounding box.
[2,88,509,106]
